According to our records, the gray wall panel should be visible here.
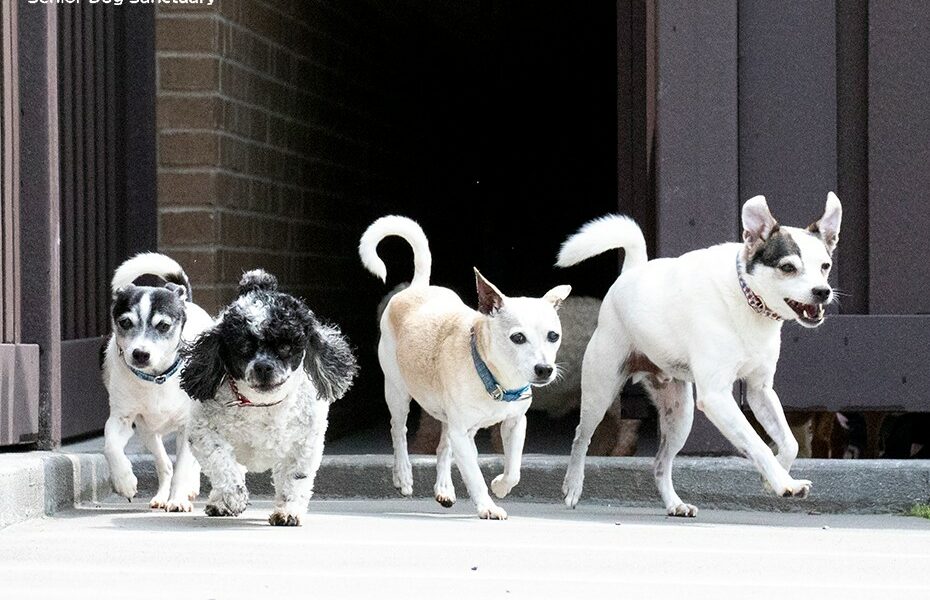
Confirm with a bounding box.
[654,0,739,259]
[868,2,930,315]
[738,1,837,226]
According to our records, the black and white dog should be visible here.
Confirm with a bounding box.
[558,194,842,516]
[102,253,212,511]
[178,270,358,526]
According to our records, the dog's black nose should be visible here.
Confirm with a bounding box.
[253,361,274,379]
[131,349,150,365]
[534,364,554,379]
[811,287,831,302]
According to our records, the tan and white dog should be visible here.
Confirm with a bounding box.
[360,216,571,519]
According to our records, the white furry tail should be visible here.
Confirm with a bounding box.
[359,216,432,287]
[111,252,193,300]
[556,214,648,273]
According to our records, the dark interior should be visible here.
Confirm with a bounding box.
[338,2,623,437]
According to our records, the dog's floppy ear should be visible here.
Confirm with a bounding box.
[807,191,842,255]
[474,268,505,315]
[180,324,225,401]
[303,316,358,402]
[237,269,278,296]
[543,285,572,311]
[741,195,778,251]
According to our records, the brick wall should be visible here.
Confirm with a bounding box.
[155,1,416,428]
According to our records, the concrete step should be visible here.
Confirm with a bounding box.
[4,451,929,530]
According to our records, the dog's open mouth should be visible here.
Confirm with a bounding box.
[784,299,824,325]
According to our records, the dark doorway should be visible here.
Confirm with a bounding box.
[338,1,625,436]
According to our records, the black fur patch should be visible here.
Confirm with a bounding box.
[181,275,358,403]
[131,271,192,301]
[747,228,802,273]
[237,270,278,296]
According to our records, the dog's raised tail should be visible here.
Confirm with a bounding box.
[359,216,432,287]
[556,215,648,273]
[111,252,193,300]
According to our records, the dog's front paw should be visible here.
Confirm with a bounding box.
[110,469,138,500]
[268,509,302,527]
[778,478,812,498]
[434,481,456,508]
[149,491,169,509]
[204,485,249,517]
[562,467,584,509]
[490,474,518,499]
[477,502,508,520]
[165,498,193,513]
[666,502,698,518]
[393,462,413,496]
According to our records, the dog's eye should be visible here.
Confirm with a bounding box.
[510,332,527,345]
[779,263,797,274]
[821,262,831,271]
[546,331,560,343]
[155,322,171,334]
[118,318,133,330]
[278,344,292,357]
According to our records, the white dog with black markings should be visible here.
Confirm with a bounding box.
[177,270,358,526]
[360,216,571,519]
[558,193,842,516]
[102,253,212,511]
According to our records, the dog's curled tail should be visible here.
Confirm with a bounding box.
[359,216,432,287]
[556,214,648,273]
[111,252,193,300]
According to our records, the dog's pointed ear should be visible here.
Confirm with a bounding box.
[303,316,358,402]
[741,195,778,250]
[180,324,225,401]
[808,192,842,255]
[164,282,187,300]
[474,268,505,315]
[543,285,572,311]
[112,283,135,301]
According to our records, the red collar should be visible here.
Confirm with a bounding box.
[226,377,283,408]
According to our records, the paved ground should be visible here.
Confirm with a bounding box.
[2,497,929,598]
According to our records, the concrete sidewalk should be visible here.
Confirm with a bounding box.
[2,498,929,598]
[3,449,930,532]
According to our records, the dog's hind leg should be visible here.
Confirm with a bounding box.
[648,379,697,517]
[385,380,414,496]
[136,425,172,509]
[563,325,629,508]
[433,423,456,507]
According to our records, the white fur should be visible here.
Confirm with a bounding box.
[181,366,329,526]
[359,215,432,287]
[361,216,571,519]
[556,214,647,272]
[102,253,212,512]
[560,194,842,517]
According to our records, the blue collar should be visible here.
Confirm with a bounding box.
[123,353,182,385]
[470,331,531,402]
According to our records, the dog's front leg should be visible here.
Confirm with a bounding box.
[269,408,329,526]
[696,380,811,498]
[104,414,138,500]
[190,425,248,517]
[491,414,526,499]
[165,429,200,512]
[447,426,506,519]
[135,426,173,509]
[745,383,799,472]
